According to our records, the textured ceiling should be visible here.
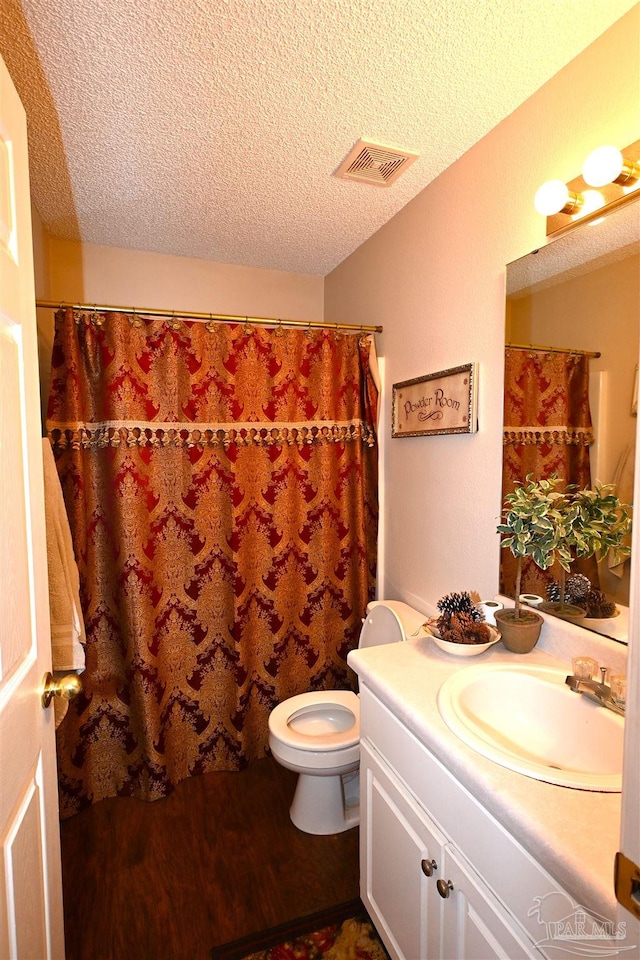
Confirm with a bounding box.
[1,0,637,275]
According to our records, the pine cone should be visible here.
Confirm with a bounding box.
[546,581,562,602]
[582,589,617,619]
[436,591,485,624]
[438,611,491,645]
[566,574,591,602]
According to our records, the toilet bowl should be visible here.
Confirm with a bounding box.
[268,600,426,835]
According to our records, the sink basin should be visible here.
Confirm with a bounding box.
[437,662,623,791]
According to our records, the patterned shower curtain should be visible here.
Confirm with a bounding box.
[501,346,597,598]
[47,308,378,818]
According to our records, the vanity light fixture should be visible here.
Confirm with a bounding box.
[582,144,640,188]
[571,188,605,221]
[533,180,583,216]
[535,137,640,237]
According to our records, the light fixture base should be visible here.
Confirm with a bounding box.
[545,137,640,238]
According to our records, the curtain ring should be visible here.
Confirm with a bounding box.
[243,315,253,335]
[90,303,104,327]
[275,318,284,337]
[333,322,342,341]
[305,320,313,339]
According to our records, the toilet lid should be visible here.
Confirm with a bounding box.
[359,603,407,648]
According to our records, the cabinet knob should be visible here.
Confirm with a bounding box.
[436,878,454,899]
[421,858,437,877]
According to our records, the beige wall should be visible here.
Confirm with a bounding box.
[31,203,53,420]
[325,6,640,611]
[43,238,324,319]
[31,202,50,298]
[37,237,324,415]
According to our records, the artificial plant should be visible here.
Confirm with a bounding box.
[498,475,632,621]
[553,482,632,609]
[497,475,569,621]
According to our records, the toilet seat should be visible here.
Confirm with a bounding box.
[269,690,359,752]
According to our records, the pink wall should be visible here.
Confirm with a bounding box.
[325,6,640,613]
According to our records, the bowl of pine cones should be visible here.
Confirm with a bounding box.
[546,575,620,621]
[424,591,501,657]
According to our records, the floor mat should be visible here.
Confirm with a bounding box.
[211,899,390,960]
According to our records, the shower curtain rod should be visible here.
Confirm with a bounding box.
[35,300,383,334]
[506,342,601,359]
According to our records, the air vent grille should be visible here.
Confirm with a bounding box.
[335,140,418,187]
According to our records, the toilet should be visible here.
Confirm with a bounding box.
[268,599,426,835]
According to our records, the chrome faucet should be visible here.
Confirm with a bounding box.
[565,665,625,716]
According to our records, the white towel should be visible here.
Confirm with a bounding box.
[42,439,86,727]
[607,439,635,579]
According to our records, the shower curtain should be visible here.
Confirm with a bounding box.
[501,346,598,598]
[47,308,378,817]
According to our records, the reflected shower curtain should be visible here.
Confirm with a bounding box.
[47,309,378,817]
[501,347,598,598]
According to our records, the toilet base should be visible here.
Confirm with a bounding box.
[289,769,360,835]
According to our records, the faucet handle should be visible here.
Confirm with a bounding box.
[610,674,627,705]
[572,656,598,679]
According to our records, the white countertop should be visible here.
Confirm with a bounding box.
[348,635,622,920]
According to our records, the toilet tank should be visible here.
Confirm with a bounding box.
[358,600,427,649]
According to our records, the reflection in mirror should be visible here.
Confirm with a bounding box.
[503,197,640,644]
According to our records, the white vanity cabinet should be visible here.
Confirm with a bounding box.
[359,684,569,960]
[362,741,541,960]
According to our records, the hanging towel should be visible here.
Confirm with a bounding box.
[607,439,635,579]
[42,439,86,727]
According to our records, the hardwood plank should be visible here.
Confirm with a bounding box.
[60,757,359,960]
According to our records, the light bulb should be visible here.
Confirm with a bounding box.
[582,145,623,187]
[534,180,582,216]
[571,189,605,221]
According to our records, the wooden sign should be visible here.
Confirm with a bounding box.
[392,363,478,437]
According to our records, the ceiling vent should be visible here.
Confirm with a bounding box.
[335,139,419,187]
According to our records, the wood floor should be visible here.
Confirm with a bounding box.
[60,757,360,960]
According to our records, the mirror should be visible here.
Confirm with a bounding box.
[503,196,640,644]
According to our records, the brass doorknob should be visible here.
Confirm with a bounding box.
[421,858,437,877]
[41,672,82,709]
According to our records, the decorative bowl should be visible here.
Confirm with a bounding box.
[423,624,501,657]
[584,609,620,627]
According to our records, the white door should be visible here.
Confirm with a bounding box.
[617,389,640,943]
[0,55,65,959]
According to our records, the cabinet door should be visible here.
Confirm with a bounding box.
[360,741,446,960]
[440,843,542,960]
